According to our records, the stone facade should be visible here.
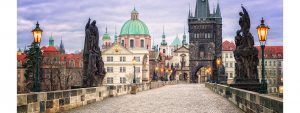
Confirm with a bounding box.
[17,81,178,113]
[188,0,223,83]
[102,44,150,84]
[168,46,190,81]
[205,82,283,113]
[222,41,236,84]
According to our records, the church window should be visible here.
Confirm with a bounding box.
[121,40,125,46]
[130,39,134,48]
[141,40,145,48]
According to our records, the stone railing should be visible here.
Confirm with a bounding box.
[205,82,283,113]
[17,81,178,113]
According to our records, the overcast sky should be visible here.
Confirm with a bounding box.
[17,0,283,53]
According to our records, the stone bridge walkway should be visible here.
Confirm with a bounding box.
[65,84,243,113]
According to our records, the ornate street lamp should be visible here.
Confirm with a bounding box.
[32,21,43,92]
[216,58,222,84]
[32,22,43,44]
[132,58,137,84]
[257,18,270,94]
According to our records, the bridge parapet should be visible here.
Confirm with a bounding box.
[205,82,283,113]
[17,81,178,113]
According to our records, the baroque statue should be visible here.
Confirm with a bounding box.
[233,6,259,83]
[82,18,106,87]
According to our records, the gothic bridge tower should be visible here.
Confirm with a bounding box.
[188,0,222,83]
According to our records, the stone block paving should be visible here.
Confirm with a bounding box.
[65,84,244,113]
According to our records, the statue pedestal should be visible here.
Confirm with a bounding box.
[229,78,261,92]
[130,84,138,94]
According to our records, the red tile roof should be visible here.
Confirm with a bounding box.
[222,40,283,59]
[256,46,283,59]
[17,54,26,64]
[222,40,236,51]
[43,46,58,52]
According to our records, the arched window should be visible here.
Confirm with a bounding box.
[140,39,144,48]
[130,39,134,48]
[121,40,125,46]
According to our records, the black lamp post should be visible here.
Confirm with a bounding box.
[32,21,43,92]
[257,18,270,94]
[216,57,222,84]
[132,58,136,84]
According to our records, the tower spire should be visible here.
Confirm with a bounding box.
[195,0,210,18]
[161,26,167,46]
[105,26,108,33]
[188,3,192,18]
[216,0,221,17]
[49,33,54,46]
[114,26,118,43]
[59,36,65,54]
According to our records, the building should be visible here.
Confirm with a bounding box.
[17,48,26,93]
[168,46,189,81]
[102,7,151,85]
[222,40,236,84]
[256,46,283,95]
[102,44,149,84]
[188,0,223,83]
[222,40,283,95]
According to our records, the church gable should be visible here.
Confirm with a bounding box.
[102,44,133,55]
[174,46,189,53]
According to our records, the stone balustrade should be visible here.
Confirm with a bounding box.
[205,82,283,113]
[17,81,178,113]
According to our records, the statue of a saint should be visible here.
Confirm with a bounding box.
[83,18,106,87]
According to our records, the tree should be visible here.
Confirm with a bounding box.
[23,42,42,92]
[42,54,64,91]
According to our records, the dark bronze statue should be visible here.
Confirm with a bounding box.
[233,6,259,83]
[82,18,106,87]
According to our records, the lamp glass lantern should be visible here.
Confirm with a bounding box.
[257,18,270,46]
[32,22,43,44]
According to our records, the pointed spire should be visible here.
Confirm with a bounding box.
[161,26,167,46]
[195,0,210,18]
[213,4,216,15]
[163,25,165,35]
[49,33,54,46]
[188,3,192,18]
[216,0,221,17]
[105,26,108,33]
[59,36,65,54]
[183,26,187,46]
[114,26,118,43]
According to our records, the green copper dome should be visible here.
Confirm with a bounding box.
[171,35,182,46]
[120,8,150,36]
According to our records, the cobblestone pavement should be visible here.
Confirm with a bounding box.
[66,84,244,113]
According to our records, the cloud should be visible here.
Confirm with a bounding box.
[17,0,283,52]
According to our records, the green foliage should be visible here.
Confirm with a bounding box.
[23,42,43,91]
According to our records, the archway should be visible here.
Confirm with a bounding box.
[193,65,212,84]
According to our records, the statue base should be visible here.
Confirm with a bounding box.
[229,78,261,93]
